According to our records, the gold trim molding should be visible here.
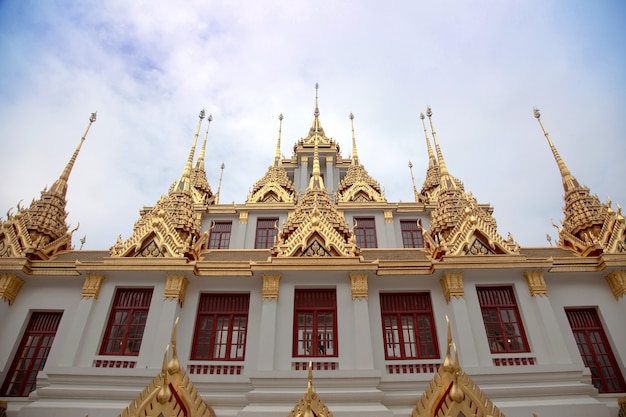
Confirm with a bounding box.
[262,274,281,301]
[524,270,548,297]
[350,273,368,300]
[81,273,105,299]
[164,274,189,306]
[440,272,464,303]
[606,270,626,300]
[0,273,24,305]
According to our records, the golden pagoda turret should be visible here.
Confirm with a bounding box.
[0,112,96,259]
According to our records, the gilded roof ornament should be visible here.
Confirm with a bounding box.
[410,316,505,417]
[110,111,207,259]
[247,113,296,204]
[118,318,216,417]
[534,108,625,256]
[0,112,96,259]
[287,362,334,417]
[191,113,215,207]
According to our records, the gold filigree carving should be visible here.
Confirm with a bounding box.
[239,211,248,224]
[606,270,626,300]
[262,274,281,301]
[524,270,548,297]
[164,274,189,306]
[287,361,334,417]
[440,272,464,303]
[81,273,105,300]
[384,210,393,223]
[0,273,24,305]
[350,273,368,300]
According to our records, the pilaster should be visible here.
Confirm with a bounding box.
[257,274,281,370]
[349,273,374,369]
[299,155,309,194]
[325,155,334,191]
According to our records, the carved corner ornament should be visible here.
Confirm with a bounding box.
[606,270,626,300]
[524,270,548,297]
[383,210,393,223]
[440,272,464,303]
[164,274,189,306]
[0,273,24,305]
[350,273,368,300]
[262,274,281,301]
[81,273,105,299]
[239,211,248,224]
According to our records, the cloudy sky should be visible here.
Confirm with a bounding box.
[0,1,624,250]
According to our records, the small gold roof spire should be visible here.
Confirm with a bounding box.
[313,83,321,133]
[216,162,225,204]
[275,113,284,166]
[426,106,451,179]
[174,109,205,192]
[420,112,437,169]
[308,130,325,191]
[349,112,360,166]
[408,161,418,195]
[50,112,97,197]
[194,113,212,170]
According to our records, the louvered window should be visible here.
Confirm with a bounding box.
[354,217,377,248]
[255,218,278,249]
[293,289,337,357]
[565,308,625,393]
[1,312,63,396]
[477,286,529,353]
[380,293,438,359]
[100,288,153,356]
[209,221,232,249]
[400,220,424,248]
[192,293,250,360]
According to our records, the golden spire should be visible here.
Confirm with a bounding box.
[275,113,283,166]
[426,106,452,180]
[308,129,325,191]
[174,109,205,192]
[408,161,417,195]
[313,83,321,133]
[533,108,578,192]
[194,113,212,170]
[216,162,225,204]
[420,112,437,169]
[50,112,97,197]
[349,113,359,165]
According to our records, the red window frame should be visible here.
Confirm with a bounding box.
[565,308,626,393]
[255,218,278,249]
[100,288,153,356]
[354,217,377,248]
[293,289,338,357]
[191,293,250,361]
[380,293,439,359]
[477,286,529,353]
[209,221,232,249]
[1,312,63,397]
[400,220,424,248]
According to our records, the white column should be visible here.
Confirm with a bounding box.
[257,300,278,370]
[350,273,374,369]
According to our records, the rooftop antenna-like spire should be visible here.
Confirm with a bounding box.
[533,108,573,180]
[194,113,212,169]
[174,109,205,192]
[349,112,360,165]
[313,82,320,133]
[426,106,450,177]
[408,161,418,195]
[420,112,437,169]
[275,113,283,166]
[216,162,225,204]
[50,112,97,197]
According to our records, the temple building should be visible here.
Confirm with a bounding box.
[0,86,625,417]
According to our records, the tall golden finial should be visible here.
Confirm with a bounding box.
[349,112,359,165]
[420,112,437,169]
[275,113,284,166]
[426,107,450,177]
[408,161,418,196]
[50,111,97,197]
[195,114,212,169]
[216,162,225,204]
[533,108,572,180]
[314,82,320,117]
[308,128,325,191]
[175,109,205,192]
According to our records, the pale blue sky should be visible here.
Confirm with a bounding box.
[1,0,624,249]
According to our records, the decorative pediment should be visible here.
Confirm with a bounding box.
[118,318,215,417]
[287,362,334,417]
[410,317,505,417]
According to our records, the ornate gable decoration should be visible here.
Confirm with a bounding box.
[119,318,215,417]
[535,109,626,256]
[272,135,358,258]
[110,111,208,260]
[0,112,96,260]
[287,362,334,417]
[411,317,505,417]
[422,109,519,259]
[335,113,386,203]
